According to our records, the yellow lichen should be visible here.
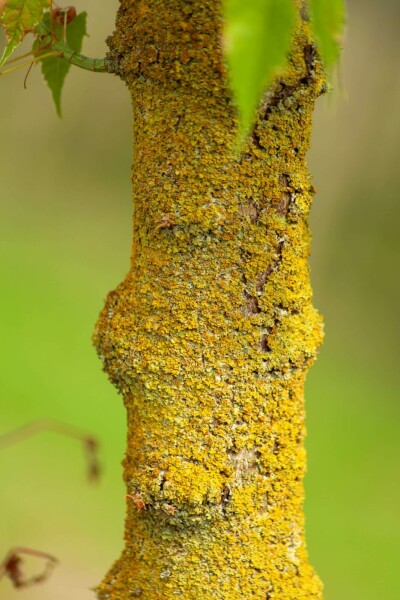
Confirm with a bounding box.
[94,0,325,598]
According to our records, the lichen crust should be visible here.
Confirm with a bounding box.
[94,1,325,598]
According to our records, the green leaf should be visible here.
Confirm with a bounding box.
[224,0,297,140]
[40,11,87,117]
[309,0,345,68]
[0,0,49,66]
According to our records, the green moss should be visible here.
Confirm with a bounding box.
[94,1,325,597]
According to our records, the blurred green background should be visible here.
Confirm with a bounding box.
[0,1,399,598]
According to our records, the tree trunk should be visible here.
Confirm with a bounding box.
[94,1,325,598]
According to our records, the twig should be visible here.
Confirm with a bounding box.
[0,418,101,482]
[0,547,58,588]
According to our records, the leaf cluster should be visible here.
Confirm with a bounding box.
[0,1,87,115]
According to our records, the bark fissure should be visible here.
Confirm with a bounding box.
[94,1,325,598]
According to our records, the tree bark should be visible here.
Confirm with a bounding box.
[94,1,325,598]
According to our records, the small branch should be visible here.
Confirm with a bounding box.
[52,40,110,72]
[0,47,109,76]
[0,418,101,482]
[33,21,111,73]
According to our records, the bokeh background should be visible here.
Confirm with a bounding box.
[0,0,399,598]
